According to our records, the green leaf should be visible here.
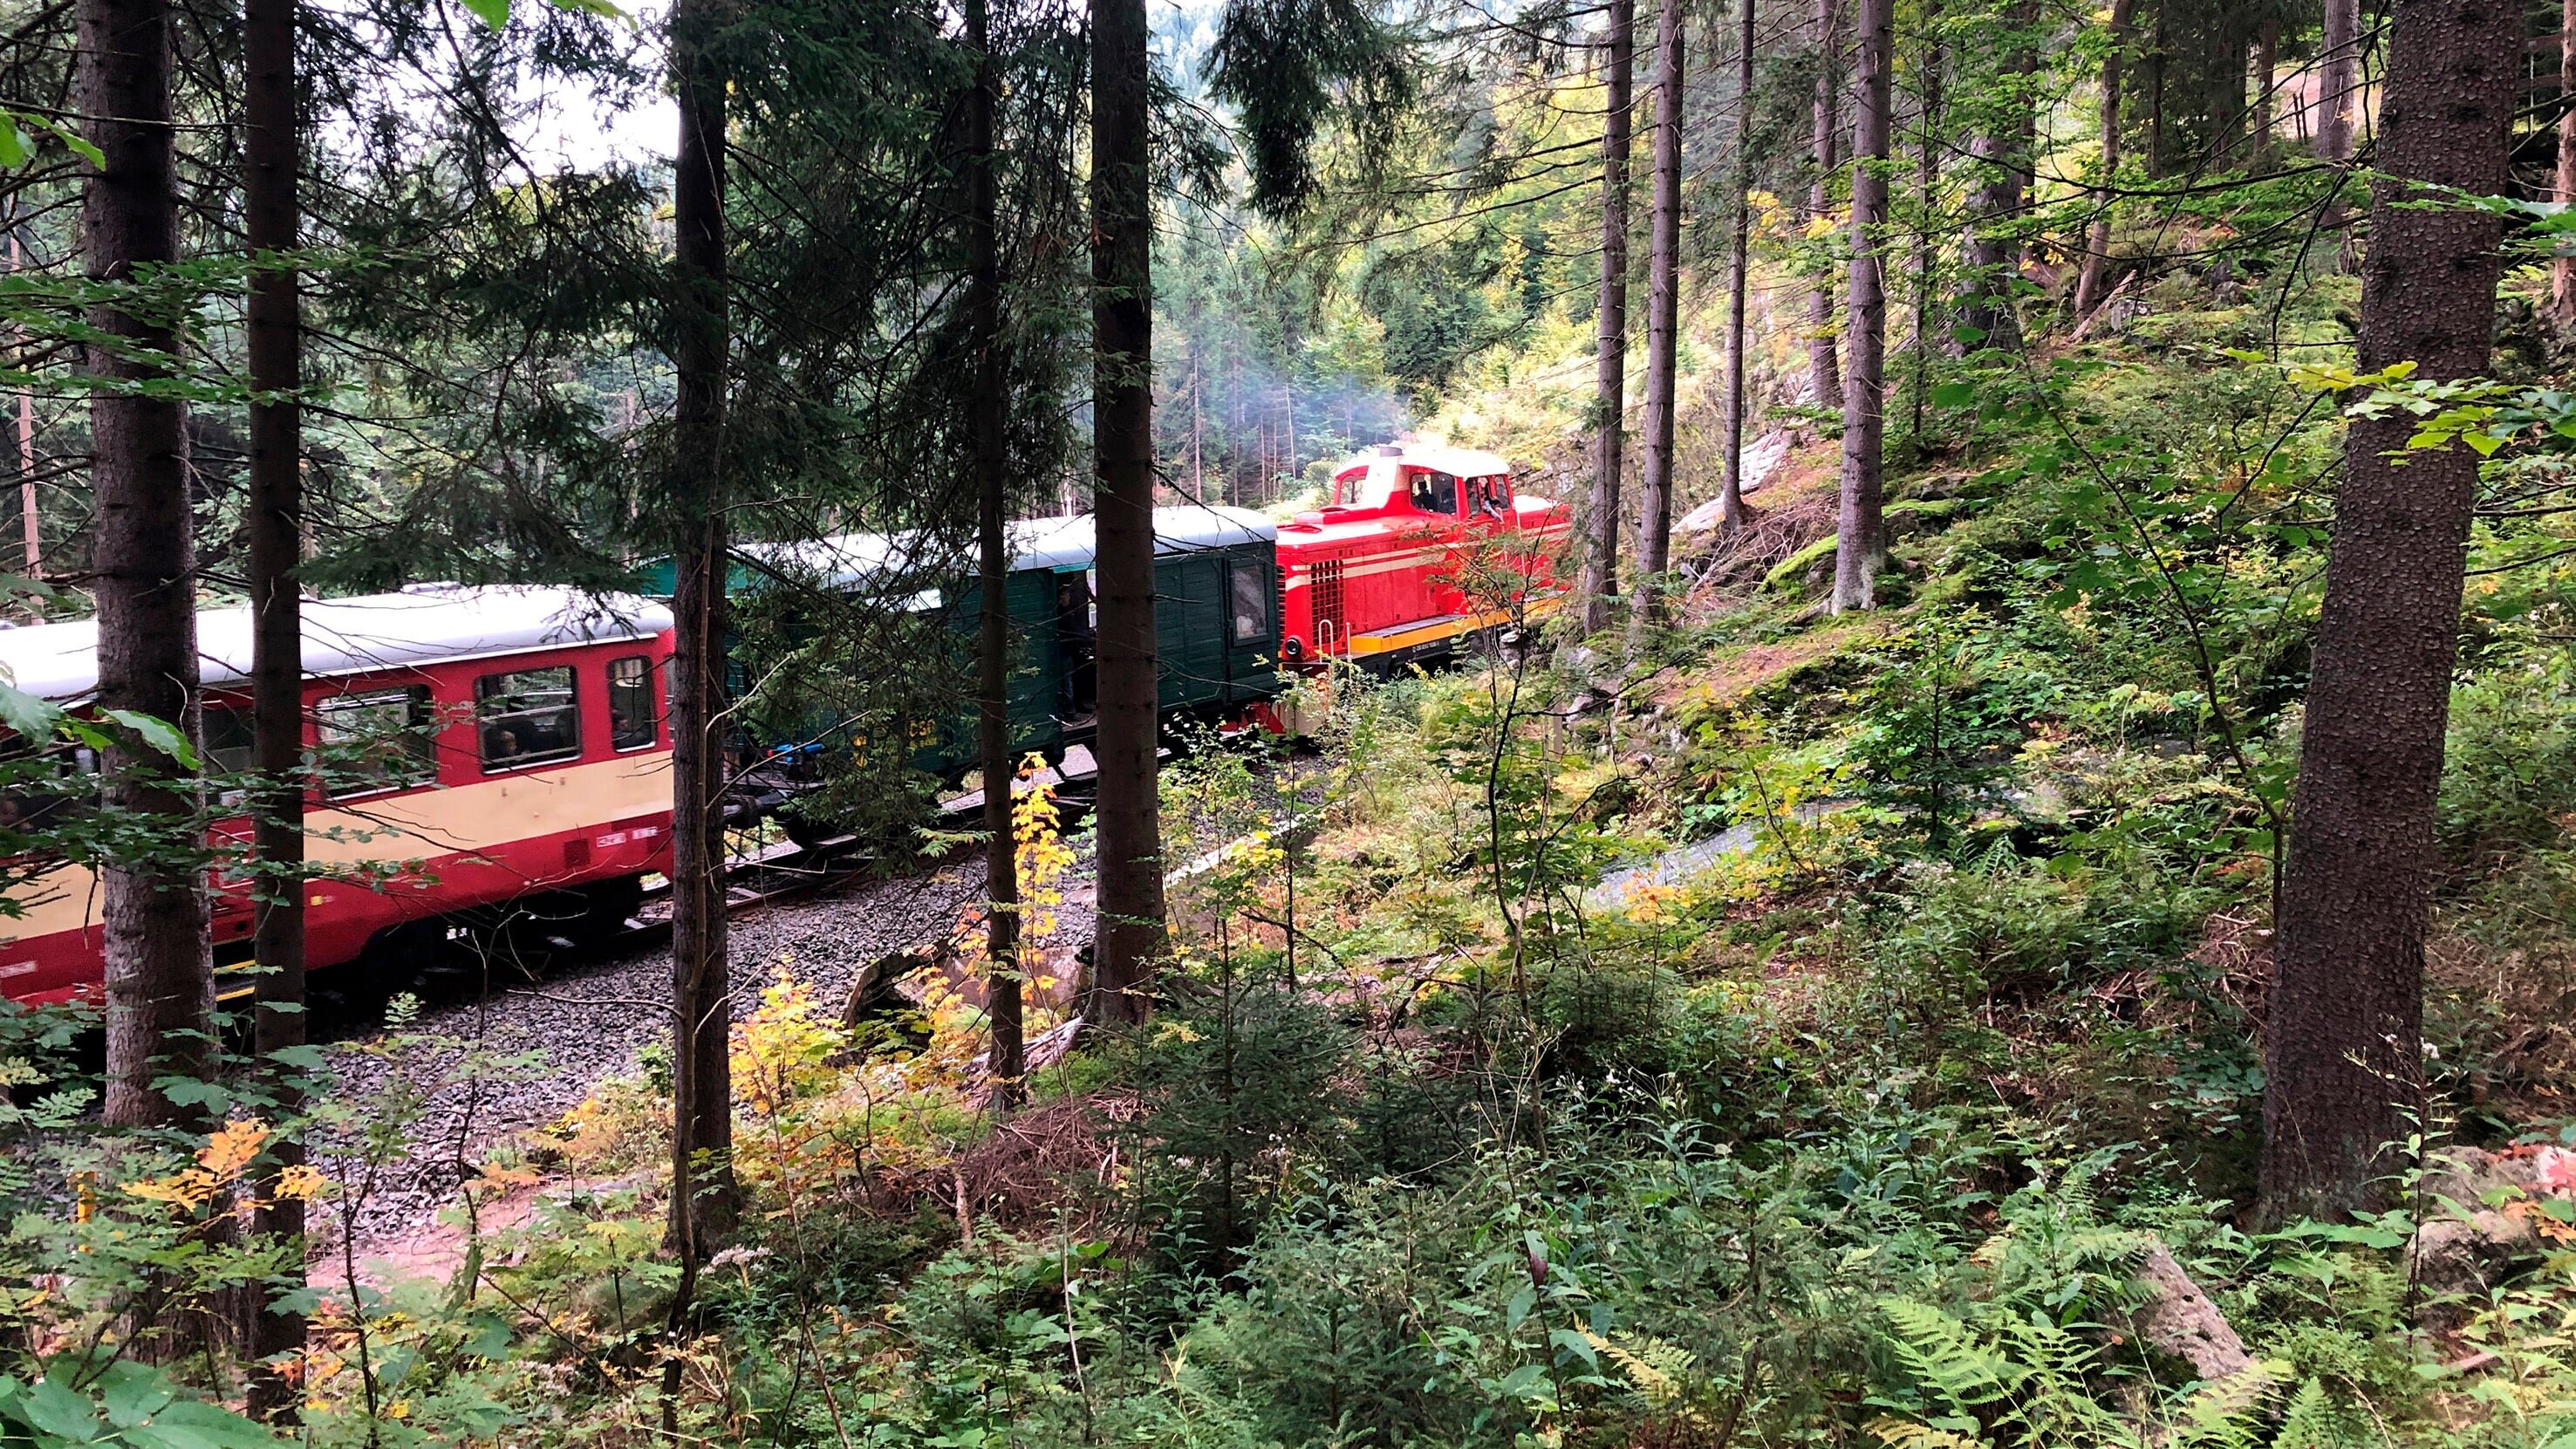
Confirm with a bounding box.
[20,1375,102,1442]
[27,116,104,170]
[461,0,510,28]
[1930,381,1977,408]
[102,708,198,769]
[99,1363,174,1428]
[1548,1327,1598,1370]
[0,120,27,168]
[0,679,62,742]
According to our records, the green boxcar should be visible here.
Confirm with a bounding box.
[639,505,1280,802]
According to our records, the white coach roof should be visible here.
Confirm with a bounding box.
[0,584,673,705]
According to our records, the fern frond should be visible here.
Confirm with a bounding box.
[1869,1415,1990,1449]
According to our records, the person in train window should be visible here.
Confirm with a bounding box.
[1410,470,1458,516]
[484,724,522,763]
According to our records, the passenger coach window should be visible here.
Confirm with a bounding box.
[202,708,256,808]
[608,655,657,750]
[1230,564,1268,644]
[316,686,436,797]
[477,667,582,770]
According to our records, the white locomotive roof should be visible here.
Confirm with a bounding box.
[0,584,673,705]
[1333,442,1515,480]
[742,504,1277,590]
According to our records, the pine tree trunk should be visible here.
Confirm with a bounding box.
[1716,0,1755,532]
[1804,0,1843,410]
[2320,0,2359,163]
[1630,0,1683,637]
[2260,0,2514,1224]
[84,0,209,1131]
[1906,2,1941,448]
[2555,0,2576,322]
[2074,0,2133,318]
[969,0,1022,1104]
[2253,18,2276,161]
[1582,0,1636,636]
[241,0,305,1409]
[1090,0,1165,1023]
[1830,0,1889,615]
[666,0,738,1259]
[1958,97,2020,349]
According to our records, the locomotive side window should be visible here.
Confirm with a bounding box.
[1409,469,1459,516]
[608,655,657,750]
[316,686,436,797]
[1229,561,1268,644]
[476,667,582,770]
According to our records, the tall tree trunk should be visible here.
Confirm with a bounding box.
[1582,0,1636,635]
[666,0,738,1264]
[2144,3,2165,175]
[1090,0,1165,1023]
[1804,0,1843,410]
[2320,0,2359,162]
[1717,0,1755,532]
[968,0,1022,1104]
[242,0,305,1411]
[1830,0,1890,615]
[2555,0,2576,322]
[85,0,208,1131]
[1906,1,1942,448]
[2074,0,2134,318]
[2253,17,2276,162]
[1957,20,2026,352]
[1630,0,1683,638]
[2260,0,2514,1224]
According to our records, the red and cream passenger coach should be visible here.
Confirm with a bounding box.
[0,584,675,1004]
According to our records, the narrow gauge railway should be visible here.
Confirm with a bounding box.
[0,440,1565,1005]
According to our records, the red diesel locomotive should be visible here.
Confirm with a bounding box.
[0,584,675,1005]
[1277,442,1571,671]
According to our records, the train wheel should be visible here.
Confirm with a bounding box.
[782,812,847,851]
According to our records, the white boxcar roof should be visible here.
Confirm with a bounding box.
[740,505,1277,591]
[0,584,673,705]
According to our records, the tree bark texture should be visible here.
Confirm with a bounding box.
[1717,0,1755,531]
[2260,0,2514,1223]
[1957,136,2019,347]
[1630,0,1683,635]
[968,0,1022,1102]
[1830,0,1889,615]
[1906,3,1941,447]
[2556,0,2576,322]
[242,0,305,1409]
[1804,0,1843,411]
[2074,0,2133,318]
[2319,0,2358,162]
[1582,0,1635,636]
[667,0,738,1258]
[1090,0,1165,1023]
[83,0,209,1131]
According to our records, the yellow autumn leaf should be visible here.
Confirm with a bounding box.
[198,1118,271,1181]
[272,1164,331,1201]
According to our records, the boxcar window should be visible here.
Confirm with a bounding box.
[476,667,582,770]
[608,655,657,750]
[316,686,436,796]
[202,708,256,808]
[1230,562,1268,644]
